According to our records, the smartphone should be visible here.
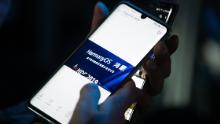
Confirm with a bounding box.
[28,1,168,124]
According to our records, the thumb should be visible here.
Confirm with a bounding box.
[90,1,109,32]
[71,83,100,124]
[103,80,141,114]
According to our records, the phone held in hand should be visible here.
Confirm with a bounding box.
[28,1,169,124]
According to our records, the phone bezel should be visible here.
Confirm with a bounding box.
[27,1,169,124]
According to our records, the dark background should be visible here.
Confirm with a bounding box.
[0,0,220,123]
[0,0,109,107]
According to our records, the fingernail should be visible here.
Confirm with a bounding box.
[97,1,109,16]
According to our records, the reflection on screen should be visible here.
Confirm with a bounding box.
[30,4,167,124]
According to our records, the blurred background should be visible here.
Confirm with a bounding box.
[0,0,219,123]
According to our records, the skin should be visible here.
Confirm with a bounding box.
[70,1,178,124]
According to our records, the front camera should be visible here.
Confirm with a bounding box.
[141,14,147,19]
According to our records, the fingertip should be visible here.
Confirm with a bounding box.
[91,1,109,32]
[80,83,100,100]
[96,1,109,16]
[166,35,179,54]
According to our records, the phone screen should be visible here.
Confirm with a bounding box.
[29,3,167,124]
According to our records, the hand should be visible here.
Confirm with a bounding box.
[70,1,179,123]
[70,80,140,124]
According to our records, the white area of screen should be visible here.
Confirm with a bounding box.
[31,66,111,123]
[90,4,167,66]
[30,4,167,124]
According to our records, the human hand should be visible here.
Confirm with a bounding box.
[70,1,179,123]
[70,80,140,124]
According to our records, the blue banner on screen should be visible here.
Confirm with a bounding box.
[66,40,134,93]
